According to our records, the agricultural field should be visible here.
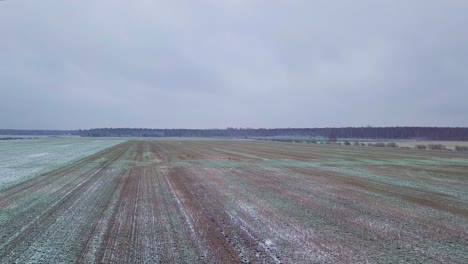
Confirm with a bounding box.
[0,139,467,263]
[0,137,124,188]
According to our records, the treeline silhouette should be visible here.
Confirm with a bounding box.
[2,127,467,140]
[79,127,468,140]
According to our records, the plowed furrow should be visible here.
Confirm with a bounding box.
[0,142,133,262]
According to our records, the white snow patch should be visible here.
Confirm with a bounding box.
[0,138,124,188]
[28,152,49,158]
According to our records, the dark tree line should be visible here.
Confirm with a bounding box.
[2,127,467,140]
[78,127,468,140]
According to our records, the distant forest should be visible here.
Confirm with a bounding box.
[78,127,468,140]
[1,127,467,140]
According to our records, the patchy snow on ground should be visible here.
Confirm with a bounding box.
[0,137,124,188]
[27,152,50,158]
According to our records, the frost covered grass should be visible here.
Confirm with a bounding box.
[0,137,124,188]
[161,140,468,263]
[1,139,467,263]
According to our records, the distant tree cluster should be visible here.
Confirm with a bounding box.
[408,144,468,152]
[367,143,386,147]
[77,127,468,140]
[366,142,398,148]
[427,144,446,151]
[414,144,449,151]
[416,145,427,150]
[455,146,468,152]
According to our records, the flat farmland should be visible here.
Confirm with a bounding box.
[0,140,467,263]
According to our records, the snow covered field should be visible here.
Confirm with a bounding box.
[0,137,124,188]
[0,139,467,263]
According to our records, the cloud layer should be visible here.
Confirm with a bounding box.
[1,0,468,129]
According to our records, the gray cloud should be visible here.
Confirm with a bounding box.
[1,0,468,129]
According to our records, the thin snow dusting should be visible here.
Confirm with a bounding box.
[0,137,124,188]
[28,153,49,158]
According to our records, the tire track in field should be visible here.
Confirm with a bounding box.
[95,141,201,263]
[0,142,133,262]
[96,142,146,263]
[166,165,284,264]
[0,142,127,208]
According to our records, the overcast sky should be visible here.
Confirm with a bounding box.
[1,1,468,129]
